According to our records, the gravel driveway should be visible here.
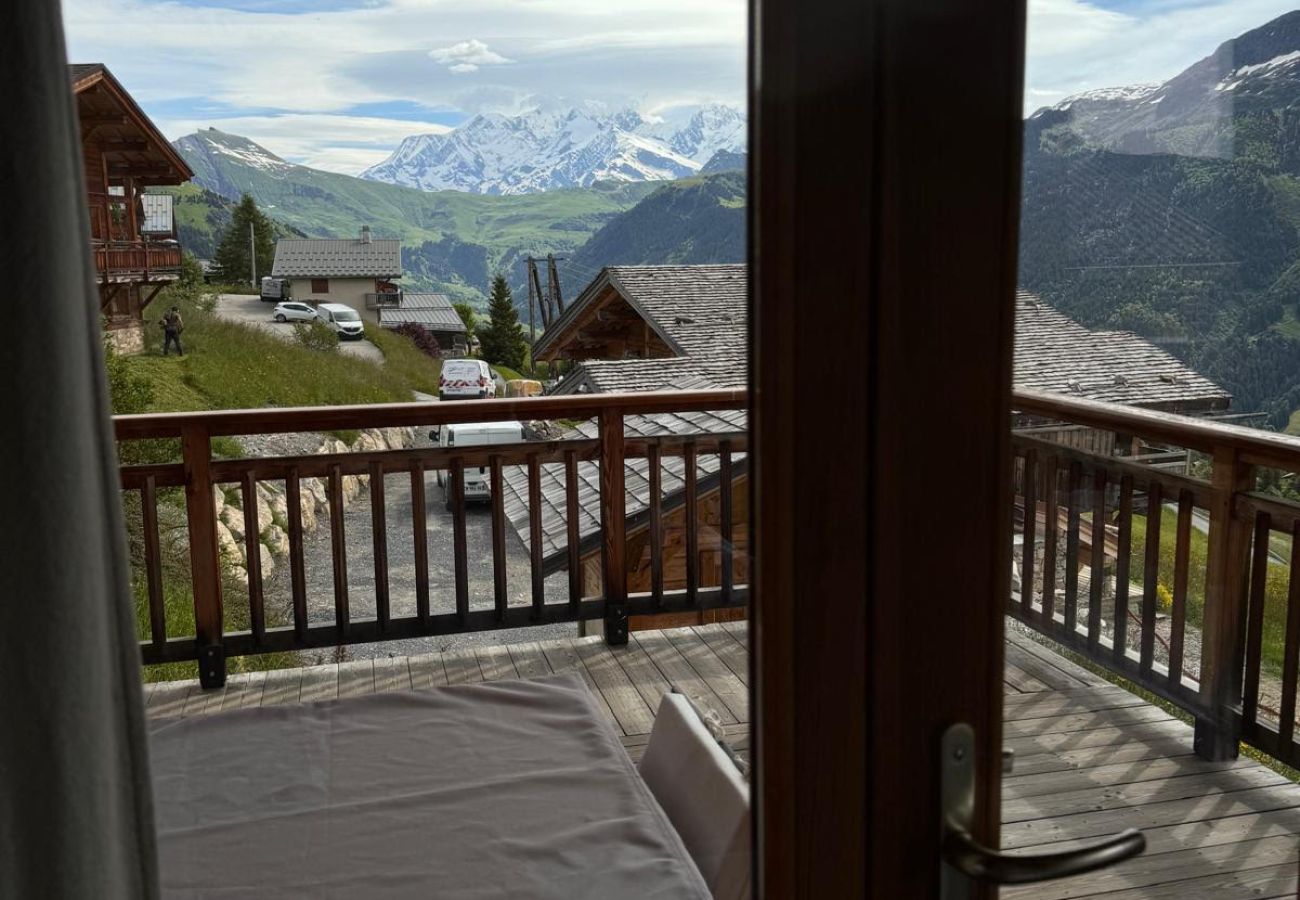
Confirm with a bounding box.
[259,429,577,661]
[214,293,385,364]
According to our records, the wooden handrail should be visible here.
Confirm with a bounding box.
[114,389,748,440]
[1014,388,1300,470]
[118,391,751,688]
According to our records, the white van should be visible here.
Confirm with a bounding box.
[316,303,365,341]
[439,358,495,400]
[431,421,526,507]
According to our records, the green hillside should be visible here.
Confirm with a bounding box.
[567,171,746,275]
[172,129,659,302]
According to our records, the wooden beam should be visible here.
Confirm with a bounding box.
[79,115,128,128]
[101,139,150,152]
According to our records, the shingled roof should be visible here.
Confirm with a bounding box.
[532,264,746,386]
[510,268,1229,568]
[377,293,466,332]
[1013,291,1230,412]
[501,379,747,569]
[271,237,402,278]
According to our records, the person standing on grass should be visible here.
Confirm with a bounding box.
[160,306,184,356]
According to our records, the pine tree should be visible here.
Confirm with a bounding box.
[478,274,526,370]
[213,194,276,288]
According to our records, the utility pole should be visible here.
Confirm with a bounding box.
[547,253,565,315]
[248,222,256,289]
[525,258,536,345]
[528,257,548,327]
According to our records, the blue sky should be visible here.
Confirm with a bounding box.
[60,0,1300,175]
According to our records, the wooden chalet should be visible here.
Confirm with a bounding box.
[520,265,1232,629]
[72,64,193,353]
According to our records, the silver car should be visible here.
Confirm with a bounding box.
[272,301,317,323]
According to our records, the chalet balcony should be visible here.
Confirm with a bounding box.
[92,238,183,283]
[364,291,403,309]
[118,390,1300,898]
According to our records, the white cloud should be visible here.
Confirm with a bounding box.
[429,38,512,73]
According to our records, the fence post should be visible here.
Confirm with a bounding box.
[1195,446,1254,760]
[598,407,628,645]
[182,424,225,688]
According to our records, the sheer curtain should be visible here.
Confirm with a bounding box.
[0,2,159,896]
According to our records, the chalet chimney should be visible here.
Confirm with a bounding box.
[360,225,372,244]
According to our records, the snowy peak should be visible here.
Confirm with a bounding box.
[1028,10,1300,159]
[360,103,747,195]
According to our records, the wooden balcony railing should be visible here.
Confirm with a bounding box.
[1011,387,1300,768]
[93,239,183,281]
[115,390,748,689]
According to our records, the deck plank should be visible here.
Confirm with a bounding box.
[506,641,553,678]
[663,627,748,722]
[632,631,738,726]
[572,638,657,737]
[473,645,518,682]
[692,623,749,685]
[441,648,484,685]
[260,666,303,708]
[299,664,339,703]
[336,659,375,699]
[374,656,413,693]
[1003,765,1292,823]
[408,653,448,689]
[536,637,620,728]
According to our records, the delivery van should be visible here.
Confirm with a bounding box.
[431,421,526,507]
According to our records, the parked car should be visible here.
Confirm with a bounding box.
[439,358,496,400]
[317,303,366,341]
[430,422,527,508]
[272,301,317,323]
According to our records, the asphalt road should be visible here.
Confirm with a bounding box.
[258,430,577,661]
[214,293,385,364]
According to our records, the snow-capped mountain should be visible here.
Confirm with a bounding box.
[360,103,746,195]
[1030,10,1300,158]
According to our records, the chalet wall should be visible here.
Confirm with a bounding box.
[580,473,750,630]
[286,278,381,320]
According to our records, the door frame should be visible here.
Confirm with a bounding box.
[749,0,1027,895]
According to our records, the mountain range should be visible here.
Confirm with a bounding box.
[359,103,745,195]
[171,127,660,301]
[1019,9,1300,423]
[167,11,1300,424]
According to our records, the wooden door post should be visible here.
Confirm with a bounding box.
[182,424,225,688]
[1195,447,1255,760]
[598,407,628,644]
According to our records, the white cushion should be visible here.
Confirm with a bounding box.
[638,693,751,899]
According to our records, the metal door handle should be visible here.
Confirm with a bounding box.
[943,821,1144,884]
[939,723,1145,897]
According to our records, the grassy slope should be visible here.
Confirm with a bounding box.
[125,288,443,680]
[1131,508,1289,678]
[133,296,440,411]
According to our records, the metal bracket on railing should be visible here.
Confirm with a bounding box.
[198,645,226,689]
[604,606,629,646]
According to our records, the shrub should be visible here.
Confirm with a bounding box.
[293,319,339,353]
[393,322,442,359]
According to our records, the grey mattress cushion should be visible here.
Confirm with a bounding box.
[149,673,709,899]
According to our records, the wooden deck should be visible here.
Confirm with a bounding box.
[144,624,1300,898]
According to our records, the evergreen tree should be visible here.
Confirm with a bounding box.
[478,274,526,370]
[213,194,275,288]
